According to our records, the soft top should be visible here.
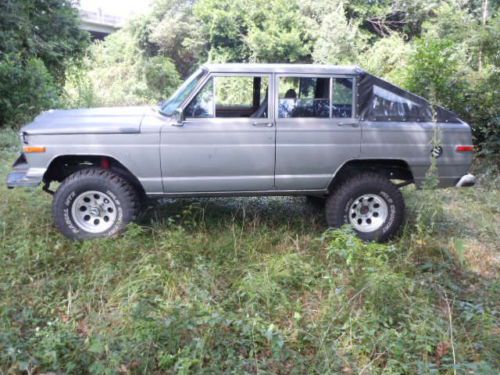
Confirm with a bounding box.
[203,63,362,75]
[357,72,460,123]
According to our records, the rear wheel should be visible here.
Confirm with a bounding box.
[52,168,139,240]
[325,173,405,242]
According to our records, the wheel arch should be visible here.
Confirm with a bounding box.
[328,159,414,192]
[43,154,146,199]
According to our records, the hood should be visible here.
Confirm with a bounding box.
[21,106,150,135]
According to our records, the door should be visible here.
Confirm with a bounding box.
[161,73,275,193]
[274,75,361,190]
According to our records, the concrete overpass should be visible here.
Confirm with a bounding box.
[79,9,123,40]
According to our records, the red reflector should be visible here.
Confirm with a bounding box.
[456,145,474,152]
[101,158,110,169]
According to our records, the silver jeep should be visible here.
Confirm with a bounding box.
[7,64,475,241]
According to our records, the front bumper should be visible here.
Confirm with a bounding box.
[456,174,476,187]
[6,154,45,188]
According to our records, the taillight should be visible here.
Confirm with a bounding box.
[455,145,474,153]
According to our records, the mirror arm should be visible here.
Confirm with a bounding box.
[171,108,185,126]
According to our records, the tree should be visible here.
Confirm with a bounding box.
[194,0,312,63]
[0,0,88,82]
[405,38,463,108]
[136,0,205,77]
[358,33,412,84]
[65,21,182,107]
[194,0,253,62]
[245,0,312,63]
[302,0,366,64]
[0,55,59,126]
[0,0,88,126]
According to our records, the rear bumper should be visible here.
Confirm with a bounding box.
[6,154,45,188]
[456,174,476,187]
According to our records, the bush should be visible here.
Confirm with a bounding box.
[403,36,499,155]
[142,56,182,102]
[404,38,463,109]
[62,29,182,108]
[0,55,59,127]
[461,68,500,157]
[61,63,97,109]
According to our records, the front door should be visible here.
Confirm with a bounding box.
[274,75,361,190]
[161,73,275,193]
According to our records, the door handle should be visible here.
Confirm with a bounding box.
[252,122,273,127]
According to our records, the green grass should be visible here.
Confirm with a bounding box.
[0,128,498,374]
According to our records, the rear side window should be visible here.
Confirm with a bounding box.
[278,77,330,118]
[278,76,353,118]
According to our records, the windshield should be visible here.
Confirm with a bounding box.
[159,68,206,116]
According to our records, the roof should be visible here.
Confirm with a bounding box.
[202,63,363,75]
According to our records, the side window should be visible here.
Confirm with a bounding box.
[185,76,269,118]
[332,78,353,118]
[185,78,214,118]
[278,77,330,118]
[215,76,269,118]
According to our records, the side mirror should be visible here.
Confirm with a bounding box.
[172,108,184,126]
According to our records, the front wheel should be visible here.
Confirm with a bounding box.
[325,173,405,242]
[52,168,140,240]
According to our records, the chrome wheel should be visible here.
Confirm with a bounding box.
[71,190,117,233]
[348,194,388,233]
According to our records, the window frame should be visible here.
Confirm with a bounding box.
[182,72,272,120]
[275,74,356,121]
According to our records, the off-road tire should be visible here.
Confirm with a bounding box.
[325,173,405,242]
[52,168,140,240]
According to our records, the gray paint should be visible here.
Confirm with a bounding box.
[7,63,474,195]
[22,106,148,135]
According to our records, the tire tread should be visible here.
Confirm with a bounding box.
[52,167,139,239]
[325,172,405,241]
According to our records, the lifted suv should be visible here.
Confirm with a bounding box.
[7,64,475,241]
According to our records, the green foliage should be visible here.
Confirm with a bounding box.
[62,64,97,109]
[245,0,312,62]
[142,56,182,102]
[1,129,498,373]
[303,0,367,64]
[135,0,206,76]
[193,0,250,62]
[404,38,463,109]
[462,67,500,156]
[403,31,499,155]
[0,0,88,81]
[195,0,312,63]
[0,0,88,126]
[358,33,413,85]
[0,55,59,126]
[65,30,182,107]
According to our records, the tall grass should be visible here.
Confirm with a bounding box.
[0,129,498,374]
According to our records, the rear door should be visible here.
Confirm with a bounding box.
[161,73,275,193]
[274,74,360,190]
